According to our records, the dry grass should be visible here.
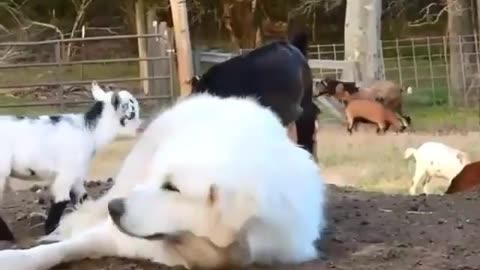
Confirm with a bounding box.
[86,124,480,195]
[316,124,480,194]
[10,122,479,197]
[87,137,138,180]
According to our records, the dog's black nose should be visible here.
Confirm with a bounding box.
[108,198,125,223]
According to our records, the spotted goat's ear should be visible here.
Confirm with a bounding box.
[111,91,121,110]
[91,81,106,101]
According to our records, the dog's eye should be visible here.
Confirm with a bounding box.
[162,181,180,192]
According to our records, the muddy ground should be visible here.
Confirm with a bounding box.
[1,181,480,270]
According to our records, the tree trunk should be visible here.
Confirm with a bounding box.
[365,0,384,82]
[448,0,476,106]
[221,0,261,49]
[343,0,382,84]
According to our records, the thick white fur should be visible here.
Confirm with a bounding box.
[0,82,141,204]
[0,94,325,270]
[404,141,471,195]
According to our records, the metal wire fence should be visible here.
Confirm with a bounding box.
[307,34,480,110]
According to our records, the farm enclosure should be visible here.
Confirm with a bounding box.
[2,33,480,130]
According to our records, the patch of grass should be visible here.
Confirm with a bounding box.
[0,62,139,89]
[408,105,478,131]
[88,138,137,180]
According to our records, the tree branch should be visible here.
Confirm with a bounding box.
[290,0,343,16]
[408,0,468,27]
[22,20,65,40]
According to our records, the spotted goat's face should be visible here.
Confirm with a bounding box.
[91,82,142,137]
[116,90,142,137]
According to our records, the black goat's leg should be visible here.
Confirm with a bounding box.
[295,104,317,156]
[45,174,83,235]
[0,215,14,242]
[44,200,69,235]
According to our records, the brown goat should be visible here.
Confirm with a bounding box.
[344,97,409,134]
[366,80,412,117]
[334,86,376,104]
[315,78,412,117]
[315,78,377,103]
[445,161,480,194]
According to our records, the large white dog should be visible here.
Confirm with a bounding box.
[0,93,326,270]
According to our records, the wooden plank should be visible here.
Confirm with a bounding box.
[135,0,149,95]
[170,0,194,96]
[200,52,234,63]
[315,96,346,121]
[146,17,171,106]
[308,59,356,71]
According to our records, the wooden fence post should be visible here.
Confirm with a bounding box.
[170,0,194,96]
[146,15,172,106]
[135,0,150,95]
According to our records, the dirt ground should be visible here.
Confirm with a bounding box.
[2,181,480,270]
[2,127,480,269]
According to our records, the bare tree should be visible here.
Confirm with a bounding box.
[343,0,383,83]
[65,0,94,61]
[221,0,262,49]
[447,0,476,106]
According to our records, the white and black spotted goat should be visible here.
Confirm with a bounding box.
[0,81,141,242]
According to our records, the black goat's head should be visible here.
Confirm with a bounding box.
[187,75,201,92]
[402,115,412,126]
[314,77,359,98]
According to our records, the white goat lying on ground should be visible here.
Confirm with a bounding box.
[404,141,471,195]
[0,81,141,239]
[0,93,326,270]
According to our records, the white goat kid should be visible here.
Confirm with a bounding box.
[0,93,325,270]
[404,141,471,195]
[0,81,141,238]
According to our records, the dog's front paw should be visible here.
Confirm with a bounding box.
[0,249,39,270]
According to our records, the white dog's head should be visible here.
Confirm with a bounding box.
[107,169,256,248]
[91,81,142,137]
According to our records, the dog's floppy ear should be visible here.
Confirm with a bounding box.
[207,184,256,247]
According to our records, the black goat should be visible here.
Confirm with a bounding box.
[189,31,318,155]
